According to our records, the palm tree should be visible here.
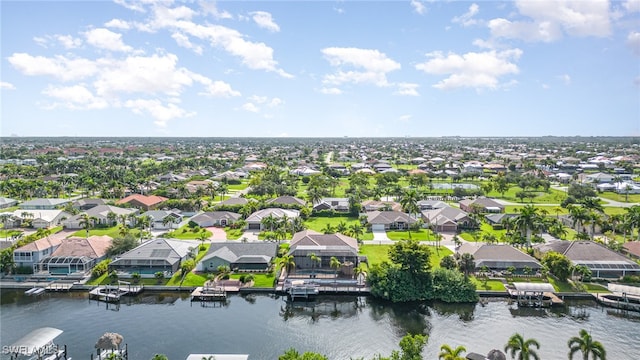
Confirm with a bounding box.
[79,213,96,238]
[438,344,466,360]
[322,223,335,234]
[567,204,589,234]
[330,256,341,287]
[335,221,348,234]
[624,205,640,241]
[347,223,364,244]
[277,254,296,278]
[151,355,169,360]
[399,189,420,218]
[107,211,117,226]
[504,333,540,360]
[457,253,475,279]
[513,205,544,248]
[308,252,321,277]
[568,329,606,360]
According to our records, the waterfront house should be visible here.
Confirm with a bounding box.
[116,194,168,211]
[421,206,472,233]
[13,236,63,270]
[456,243,541,274]
[366,211,417,231]
[197,242,278,272]
[190,211,242,228]
[108,238,199,276]
[535,240,640,279]
[63,205,138,229]
[459,197,505,213]
[34,235,112,275]
[245,208,300,231]
[288,230,359,271]
[19,198,70,210]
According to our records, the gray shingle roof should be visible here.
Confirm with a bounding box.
[200,242,278,264]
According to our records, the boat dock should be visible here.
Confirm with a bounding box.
[593,284,640,312]
[25,287,46,296]
[89,282,144,303]
[507,282,563,307]
[46,281,74,292]
[191,286,227,301]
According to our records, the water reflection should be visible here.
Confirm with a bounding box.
[430,301,476,322]
[368,298,432,336]
[280,296,364,322]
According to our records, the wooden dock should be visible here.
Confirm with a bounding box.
[89,283,144,303]
[191,286,227,301]
[46,282,74,292]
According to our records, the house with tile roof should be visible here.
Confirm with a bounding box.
[13,236,63,269]
[535,240,640,279]
[63,205,138,229]
[19,198,70,210]
[34,235,112,275]
[459,197,505,213]
[421,206,472,233]
[288,230,359,270]
[366,211,417,231]
[190,211,242,228]
[245,208,299,231]
[197,242,278,272]
[116,194,168,211]
[456,243,541,273]
[109,238,199,275]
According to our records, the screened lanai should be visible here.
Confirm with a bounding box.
[34,255,96,275]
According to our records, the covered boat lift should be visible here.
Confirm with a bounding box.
[511,282,560,307]
[6,327,68,360]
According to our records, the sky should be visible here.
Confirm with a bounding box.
[1,0,639,138]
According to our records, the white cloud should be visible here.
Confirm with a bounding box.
[249,95,268,104]
[8,53,98,82]
[125,98,194,127]
[242,102,259,113]
[398,114,412,122]
[320,87,342,95]
[1,82,16,90]
[93,53,197,97]
[395,83,420,96]
[558,74,571,85]
[411,0,427,15]
[56,35,82,49]
[624,0,640,13]
[171,32,203,54]
[268,97,283,107]
[42,84,108,110]
[114,0,150,13]
[489,0,612,42]
[452,3,479,27]
[199,80,241,97]
[627,31,640,56]
[105,19,131,30]
[199,0,232,19]
[33,37,49,48]
[251,11,280,32]
[416,49,522,90]
[85,28,133,52]
[322,47,401,87]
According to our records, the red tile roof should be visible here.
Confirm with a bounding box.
[116,194,168,207]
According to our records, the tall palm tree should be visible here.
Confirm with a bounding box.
[330,256,341,287]
[457,253,475,279]
[308,252,321,276]
[568,329,606,360]
[79,213,96,238]
[504,333,540,360]
[513,205,544,248]
[399,189,420,218]
[277,254,296,278]
[567,204,589,234]
[624,205,640,241]
[438,344,466,360]
[347,223,364,244]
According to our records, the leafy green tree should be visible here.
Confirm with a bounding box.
[504,333,540,360]
[431,268,478,303]
[541,251,572,281]
[389,334,427,360]
[440,255,457,270]
[568,329,606,360]
[457,253,475,279]
[438,344,466,360]
[278,348,328,360]
[151,354,169,360]
[107,233,139,256]
[389,239,431,275]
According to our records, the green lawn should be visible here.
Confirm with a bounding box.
[386,229,434,241]
[225,228,243,240]
[303,216,373,240]
[582,282,610,293]
[471,277,506,291]
[230,273,276,288]
[488,186,567,204]
[0,206,19,213]
[166,272,207,287]
[227,181,249,191]
[598,192,640,203]
[166,225,212,239]
[359,244,452,269]
[71,226,139,238]
[547,277,575,292]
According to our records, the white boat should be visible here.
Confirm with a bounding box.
[5,327,70,360]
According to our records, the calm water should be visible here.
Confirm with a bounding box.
[1,290,639,360]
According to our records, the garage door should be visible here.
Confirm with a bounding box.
[248,223,261,230]
[372,224,385,231]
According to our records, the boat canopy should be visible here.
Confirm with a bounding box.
[512,282,555,293]
[8,327,63,355]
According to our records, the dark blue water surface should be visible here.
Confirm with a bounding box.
[1,291,639,360]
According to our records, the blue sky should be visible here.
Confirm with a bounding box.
[1,0,639,137]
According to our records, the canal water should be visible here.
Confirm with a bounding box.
[1,290,639,360]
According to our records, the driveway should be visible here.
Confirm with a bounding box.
[372,229,392,244]
[239,230,260,242]
[206,227,227,241]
